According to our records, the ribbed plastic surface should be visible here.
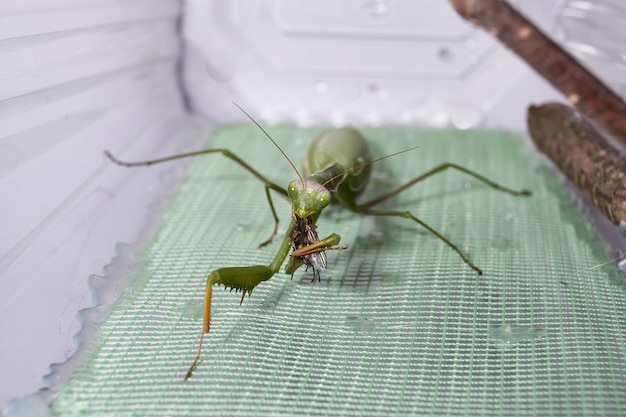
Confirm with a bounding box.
[53,125,626,416]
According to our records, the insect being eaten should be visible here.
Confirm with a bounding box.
[105,103,532,379]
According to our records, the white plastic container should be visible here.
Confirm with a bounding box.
[1,0,623,410]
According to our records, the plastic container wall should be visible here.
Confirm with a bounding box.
[2,0,625,411]
[181,0,564,128]
[0,0,192,409]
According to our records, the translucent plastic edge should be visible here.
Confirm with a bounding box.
[1,127,214,417]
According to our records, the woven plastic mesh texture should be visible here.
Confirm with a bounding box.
[53,125,626,416]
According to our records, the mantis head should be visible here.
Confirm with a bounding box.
[288,179,331,219]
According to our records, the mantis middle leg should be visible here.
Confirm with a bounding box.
[105,148,289,246]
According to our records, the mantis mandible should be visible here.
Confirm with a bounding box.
[105,104,531,379]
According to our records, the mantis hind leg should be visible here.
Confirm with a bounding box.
[361,208,483,275]
[357,163,531,275]
[360,162,531,209]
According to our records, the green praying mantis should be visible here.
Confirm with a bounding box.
[105,104,531,379]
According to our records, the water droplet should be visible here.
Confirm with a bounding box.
[295,110,314,126]
[438,47,455,63]
[432,111,449,127]
[180,302,203,319]
[237,222,254,232]
[364,111,381,125]
[491,235,513,250]
[368,83,389,100]
[504,212,516,222]
[362,0,391,20]
[488,322,546,347]
[294,135,305,146]
[345,316,377,333]
[314,80,328,93]
[371,171,389,181]
[450,104,482,130]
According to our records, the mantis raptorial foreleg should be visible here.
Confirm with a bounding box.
[185,220,343,379]
[185,265,276,380]
[286,232,344,279]
[185,220,292,380]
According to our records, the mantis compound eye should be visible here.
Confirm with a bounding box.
[287,179,300,202]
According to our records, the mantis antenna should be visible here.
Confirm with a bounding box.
[232,102,304,186]
[320,146,420,190]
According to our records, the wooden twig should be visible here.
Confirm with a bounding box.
[450,0,626,145]
[527,102,626,225]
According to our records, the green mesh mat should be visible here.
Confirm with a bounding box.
[53,125,626,416]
